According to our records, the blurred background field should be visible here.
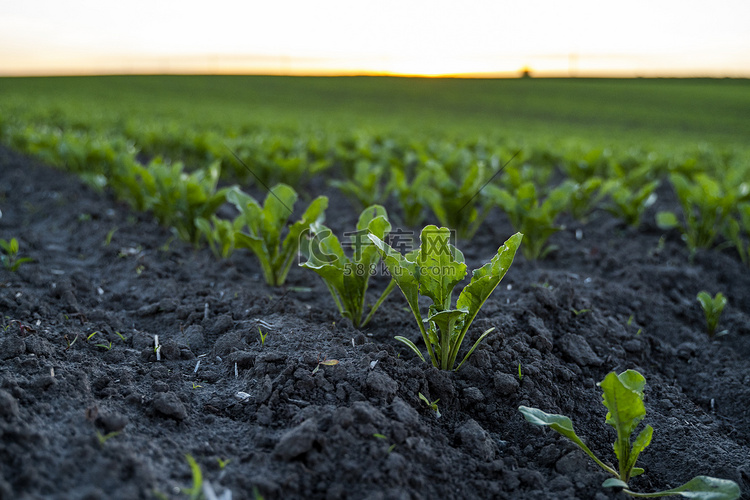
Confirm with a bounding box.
[2,75,749,149]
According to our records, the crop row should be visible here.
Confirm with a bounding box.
[2,116,749,264]
[0,114,744,498]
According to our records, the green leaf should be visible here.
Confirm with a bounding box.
[394,336,426,362]
[456,232,522,323]
[603,478,629,489]
[368,231,434,364]
[448,232,522,367]
[455,327,495,371]
[518,406,619,477]
[598,370,647,481]
[624,425,653,478]
[656,211,679,229]
[647,476,740,500]
[183,454,203,500]
[300,206,389,327]
[428,309,467,370]
[231,184,327,286]
[415,225,466,310]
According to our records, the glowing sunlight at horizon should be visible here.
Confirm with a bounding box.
[1,0,749,77]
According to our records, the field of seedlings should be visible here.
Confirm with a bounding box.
[1,76,750,500]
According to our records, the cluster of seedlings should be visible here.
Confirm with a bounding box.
[0,116,743,498]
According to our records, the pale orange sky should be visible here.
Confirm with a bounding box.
[1,0,749,77]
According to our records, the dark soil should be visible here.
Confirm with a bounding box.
[1,145,749,500]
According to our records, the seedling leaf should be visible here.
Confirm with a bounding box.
[394,336,426,362]
[598,370,648,481]
[370,228,521,370]
[518,406,618,477]
[603,478,629,490]
[643,475,741,500]
[301,206,394,327]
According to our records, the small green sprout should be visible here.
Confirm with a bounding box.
[103,227,118,246]
[0,238,34,272]
[258,326,268,347]
[418,392,441,418]
[216,457,231,470]
[519,370,740,499]
[517,362,523,381]
[114,331,127,342]
[64,334,78,350]
[571,307,591,316]
[373,434,396,453]
[697,291,728,338]
[95,341,113,351]
[87,332,99,341]
[191,382,202,389]
[182,454,203,500]
[95,430,120,446]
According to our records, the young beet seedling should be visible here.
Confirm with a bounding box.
[697,291,728,338]
[301,205,395,328]
[0,237,34,272]
[369,226,522,371]
[519,370,740,499]
[228,184,328,286]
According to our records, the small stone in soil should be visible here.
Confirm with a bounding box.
[153,392,187,420]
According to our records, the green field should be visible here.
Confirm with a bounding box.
[1,75,749,149]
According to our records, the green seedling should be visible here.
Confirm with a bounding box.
[113,158,231,245]
[329,159,388,209]
[95,430,120,446]
[571,307,591,316]
[182,454,203,500]
[195,215,239,260]
[568,177,606,222]
[387,165,432,227]
[373,434,397,453]
[517,362,523,381]
[602,177,659,228]
[370,226,522,371]
[103,227,118,246]
[191,382,202,389]
[301,205,395,328]
[95,341,113,351]
[114,331,127,342]
[519,370,740,499]
[217,458,231,470]
[697,291,728,338]
[228,184,328,286]
[418,392,441,418]
[258,326,268,347]
[422,159,496,240]
[657,172,747,261]
[87,332,99,341]
[0,238,34,272]
[489,181,574,260]
[64,334,78,350]
[724,218,748,265]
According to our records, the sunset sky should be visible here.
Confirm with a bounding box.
[1,0,749,77]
